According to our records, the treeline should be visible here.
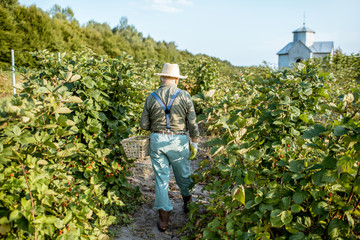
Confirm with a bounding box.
[0,0,234,70]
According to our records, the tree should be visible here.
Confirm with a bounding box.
[0,0,18,10]
[0,6,19,68]
[49,4,75,22]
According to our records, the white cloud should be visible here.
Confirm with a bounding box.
[146,0,193,13]
[150,4,181,13]
[176,0,193,6]
[152,0,173,4]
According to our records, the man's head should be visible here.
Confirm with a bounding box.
[161,76,179,84]
[155,63,187,84]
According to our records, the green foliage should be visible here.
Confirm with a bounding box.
[0,0,18,10]
[0,50,148,239]
[185,57,360,239]
[0,5,20,69]
[190,58,219,96]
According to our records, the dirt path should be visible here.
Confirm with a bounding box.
[112,139,209,240]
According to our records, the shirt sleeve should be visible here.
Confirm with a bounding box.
[186,92,200,138]
[140,96,151,131]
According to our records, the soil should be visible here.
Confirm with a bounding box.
[112,139,210,240]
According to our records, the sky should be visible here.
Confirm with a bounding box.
[19,0,360,67]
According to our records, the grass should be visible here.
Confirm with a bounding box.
[0,70,22,98]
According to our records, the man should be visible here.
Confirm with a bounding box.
[140,63,200,232]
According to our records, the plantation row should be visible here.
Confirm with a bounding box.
[185,56,360,239]
[0,50,151,239]
[0,50,359,239]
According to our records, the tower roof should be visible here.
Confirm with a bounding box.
[292,26,315,33]
[277,41,334,55]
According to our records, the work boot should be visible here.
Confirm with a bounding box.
[157,209,171,232]
[183,195,192,213]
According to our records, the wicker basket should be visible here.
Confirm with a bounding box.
[121,136,149,159]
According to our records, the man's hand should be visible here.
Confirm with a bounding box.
[190,142,198,160]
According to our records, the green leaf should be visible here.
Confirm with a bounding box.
[321,170,337,183]
[13,126,21,136]
[281,197,290,209]
[303,88,313,96]
[334,126,348,137]
[280,211,292,225]
[277,160,287,167]
[353,178,360,194]
[63,212,73,225]
[291,204,302,213]
[312,201,328,215]
[290,128,300,136]
[328,219,341,238]
[0,224,10,235]
[254,196,263,204]
[58,115,67,126]
[303,125,326,139]
[36,87,50,94]
[82,76,95,88]
[292,191,307,204]
[289,232,305,240]
[322,157,337,169]
[228,156,236,166]
[67,96,83,103]
[98,234,111,240]
[205,137,224,147]
[232,185,245,205]
[273,120,283,125]
[259,203,273,213]
[70,74,81,82]
[322,103,339,112]
[42,124,58,129]
[54,219,64,229]
[312,170,325,186]
[37,160,48,165]
[45,216,57,224]
[102,75,112,81]
[270,209,283,227]
[244,171,255,184]
[299,113,309,123]
[57,107,72,114]
[337,155,354,173]
[44,141,57,149]
[244,149,262,161]
[208,218,220,231]
[66,119,76,126]
[290,106,300,117]
[210,146,223,156]
[226,220,234,230]
[9,210,21,222]
[289,161,304,173]
[203,229,218,239]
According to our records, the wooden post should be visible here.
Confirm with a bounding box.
[11,49,16,95]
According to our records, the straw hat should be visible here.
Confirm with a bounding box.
[155,63,188,79]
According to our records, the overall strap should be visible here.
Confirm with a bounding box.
[151,89,181,129]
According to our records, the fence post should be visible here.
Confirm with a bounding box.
[11,49,16,95]
[58,52,61,64]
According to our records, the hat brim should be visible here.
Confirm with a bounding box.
[154,73,188,79]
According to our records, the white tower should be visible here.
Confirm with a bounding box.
[292,24,315,47]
